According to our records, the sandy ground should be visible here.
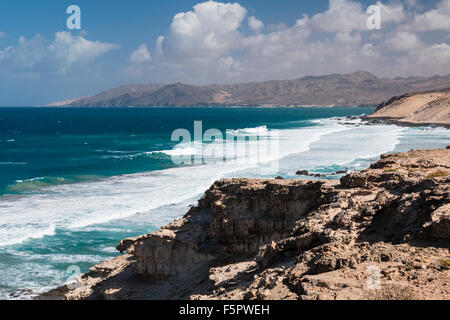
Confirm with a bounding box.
[369,90,450,126]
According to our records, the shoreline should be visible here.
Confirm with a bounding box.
[362,116,450,129]
[365,88,450,129]
[40,147,450,300]
[0,111,371,199]
[1,113,446,300]
[35,105,372,109]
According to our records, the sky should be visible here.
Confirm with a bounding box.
[0,0,449,105]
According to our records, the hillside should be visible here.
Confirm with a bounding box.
[368,88,450,127]
[48,72,450,107]
[48,84,165,107]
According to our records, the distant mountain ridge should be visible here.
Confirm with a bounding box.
[48,72,450,107]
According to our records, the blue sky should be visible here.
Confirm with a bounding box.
[0,0,448,105]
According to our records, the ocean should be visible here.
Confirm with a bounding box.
[0,106,449,299]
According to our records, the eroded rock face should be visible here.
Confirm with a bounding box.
[205,180,327,255]
[368,88,450,127]
[45,148,450,300]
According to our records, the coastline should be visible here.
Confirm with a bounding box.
[2,0,450,306]
[2,106,385,299]
[41,147,450,300]
[364,88,450,129]
[0,107,446,300]
[362,116,450,129]
[40,104,371,108]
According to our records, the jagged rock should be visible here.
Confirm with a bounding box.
[42,148,450,300]
[296,170,347,178]
[429,204,450,239]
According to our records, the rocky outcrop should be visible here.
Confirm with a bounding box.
[42,149,450,300]
[296,169,348,177]
[367,88,450,127]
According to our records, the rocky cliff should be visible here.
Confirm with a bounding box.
[42,148,450,300]
[368,88,450,127]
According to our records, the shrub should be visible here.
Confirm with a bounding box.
[366,284,418,300]
[440,258,450,270]
[426,170,449,179]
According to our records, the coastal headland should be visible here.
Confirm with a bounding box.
[42,148,450,300]
[366,88,450,128]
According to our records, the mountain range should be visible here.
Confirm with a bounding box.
[48,71,450,107]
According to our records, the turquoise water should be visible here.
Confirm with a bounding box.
[0,107,367,195]
[0,107,448,299]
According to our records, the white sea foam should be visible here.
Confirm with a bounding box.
[0,121,343,246]
[0,119,448,247]
[229,125,270,135]
[12,251,106,264]
[15,177,45,183]
[224,120,407,179]
[0,162,28,165]
[1,224,56,247]
[150,145,200,157]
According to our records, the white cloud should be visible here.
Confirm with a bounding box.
[392,43,450,75]
[375,1,407,25]
[163,1,247,60]
[155,36,165,58]
[0,31,118,76]
[405,0,420,7]
[402,0,450,31]
[49,32,119,73]
[128,0,450,83]
[310,0,368,32]
[383,31,423,51]
[130,43,152,64]
[309,0,405,32]
[248,16,264,32]
[415,43,450,67]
